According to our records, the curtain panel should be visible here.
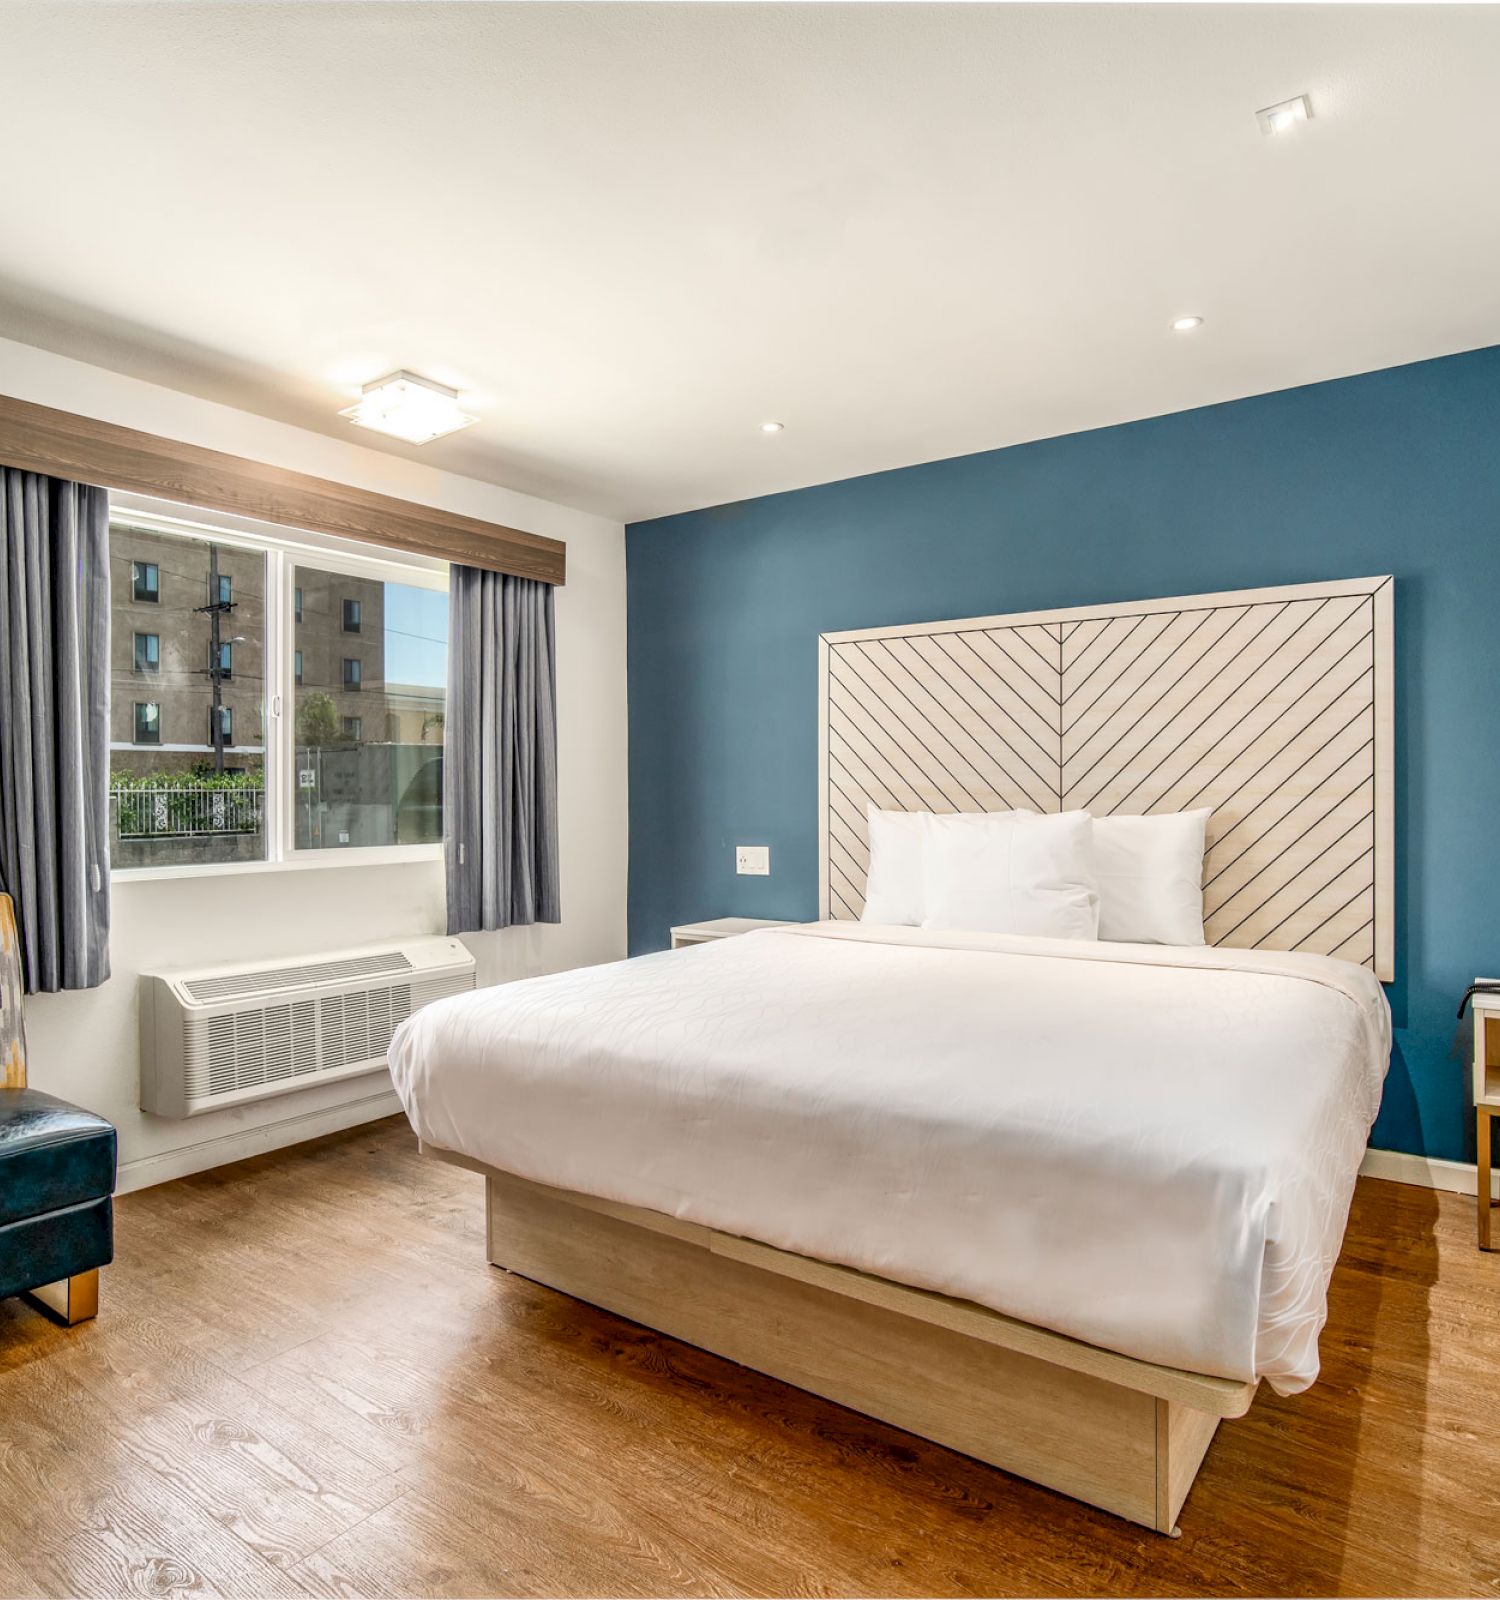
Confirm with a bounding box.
[446,566,560,933]
[0,469,112,993]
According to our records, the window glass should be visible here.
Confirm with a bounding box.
[293,565,447,849]
[294,586,303,622]
[110,526,266,868]
[343,598,362,633]
[294,649,304,685]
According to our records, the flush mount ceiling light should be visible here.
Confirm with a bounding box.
[1256,94,1313,137]
[1171,315,1205,333]
[760,420,785,434]
[339,371,478,445]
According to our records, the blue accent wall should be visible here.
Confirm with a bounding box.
[626,345,1500,1164]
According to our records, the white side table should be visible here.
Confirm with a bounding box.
[1473,983,1500,1250]
[669,917,798,951]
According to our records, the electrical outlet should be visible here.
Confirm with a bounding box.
[736,845,770,876]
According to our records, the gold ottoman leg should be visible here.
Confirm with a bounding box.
[26,1269,100,1325]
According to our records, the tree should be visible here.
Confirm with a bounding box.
[297,692,339,747]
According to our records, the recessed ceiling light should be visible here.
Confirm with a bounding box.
[1256,94,1312,137]
[339,371,478,445]
[760,421,785,434]
[1171,315,1204,333]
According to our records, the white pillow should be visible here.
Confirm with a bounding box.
[1092,809,1210,946]
[920,810,1100,940]
[860,806,929,925]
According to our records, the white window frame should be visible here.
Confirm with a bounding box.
[109,502,448,883]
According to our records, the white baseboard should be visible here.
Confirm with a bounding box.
[1360,1145,1499,1200]
[116,1089,404,1196]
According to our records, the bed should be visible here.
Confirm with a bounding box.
[392,922,1389,1531]
[393,575,1395,1533]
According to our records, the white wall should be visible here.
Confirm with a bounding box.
[0,336,629,1189]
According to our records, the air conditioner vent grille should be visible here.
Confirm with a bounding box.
[184,950,413,1004]
[148,936,475,1118]
[411,972,473,1008]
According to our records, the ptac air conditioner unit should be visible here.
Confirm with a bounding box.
[139,936,476,1117]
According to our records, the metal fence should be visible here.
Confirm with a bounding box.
[111,784,265,839]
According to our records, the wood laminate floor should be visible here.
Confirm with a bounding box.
[0,1116,1497,1599]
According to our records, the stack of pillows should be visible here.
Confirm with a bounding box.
[861,805,1211,946]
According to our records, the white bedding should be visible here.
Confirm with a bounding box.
[389,923,1390,1394]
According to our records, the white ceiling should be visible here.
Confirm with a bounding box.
[1,3,1498,523]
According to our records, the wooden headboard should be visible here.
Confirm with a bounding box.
[818,576,1394,980]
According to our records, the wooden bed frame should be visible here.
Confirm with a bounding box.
[426,1145,1257,1534]
[412,575,1395,1533]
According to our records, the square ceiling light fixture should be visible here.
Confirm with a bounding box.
[339,371,478,444]
[1256,94,1313,137]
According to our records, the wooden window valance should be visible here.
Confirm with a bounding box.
[0,393,565,584]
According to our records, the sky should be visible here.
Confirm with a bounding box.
[383,583,448,686]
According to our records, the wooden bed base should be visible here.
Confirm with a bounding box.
[426,1146,1257,1534]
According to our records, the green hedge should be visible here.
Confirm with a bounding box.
[109,767,265,792]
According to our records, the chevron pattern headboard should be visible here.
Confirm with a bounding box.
[818,576,1394,979]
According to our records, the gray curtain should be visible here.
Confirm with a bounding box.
[0,469,112,992]
[446,566,560,933]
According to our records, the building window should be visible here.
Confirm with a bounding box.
[294,586,303,623]
[342,715,363,742]
[209,705,233,746]
[213,573,233,606]
[133,632,160,673]
[343,598,362,633]
[343,657,362,690]
[294,649,304,686]
[133,702,160,744]
[213,640,233,679]
[132,561,159,603]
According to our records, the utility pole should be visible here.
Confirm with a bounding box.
[195,544,235,774]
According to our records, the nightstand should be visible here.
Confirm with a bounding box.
[669,917,798,951]
[1473,982,1500,1250]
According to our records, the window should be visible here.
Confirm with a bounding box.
[294,562,447,849]
[111,524,268,869]
[109,516,446,871]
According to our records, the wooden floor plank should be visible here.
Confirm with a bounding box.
[2,1115,1498,1598]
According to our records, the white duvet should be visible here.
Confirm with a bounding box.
[389,923,1390,1394]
